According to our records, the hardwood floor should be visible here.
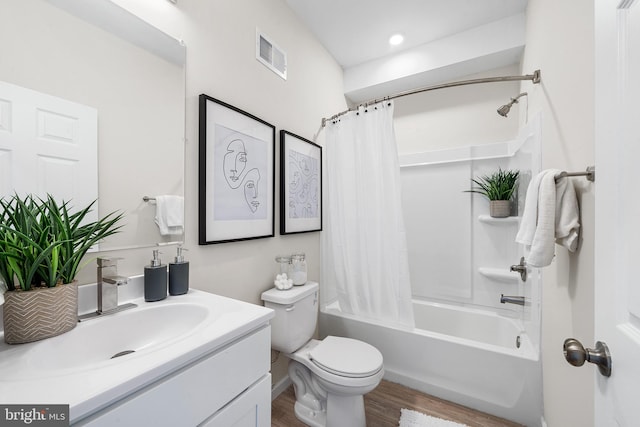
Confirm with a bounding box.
[271,380,523,427]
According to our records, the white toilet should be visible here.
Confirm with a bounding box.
[261,281,384,427]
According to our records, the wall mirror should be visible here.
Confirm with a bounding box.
[0,0,186,251]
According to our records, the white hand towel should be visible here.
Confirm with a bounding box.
[515,170,550,247]
[154,195,184,236]
[515,169,580,267]
[554,174,580,252]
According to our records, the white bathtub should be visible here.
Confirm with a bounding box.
[319,299,542,427]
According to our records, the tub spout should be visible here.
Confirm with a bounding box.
[500,294,525,306]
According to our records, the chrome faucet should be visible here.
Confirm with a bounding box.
[500,294,525,306]
[97,257,129,313]
[79,258,136,321]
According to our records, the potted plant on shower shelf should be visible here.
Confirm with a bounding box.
[466,168,520,218]
[0,194,123,344]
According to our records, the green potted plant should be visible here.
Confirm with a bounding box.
[0,194,123,344]
[466,168,520,218]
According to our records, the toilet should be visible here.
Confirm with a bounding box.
[261,281,384,427]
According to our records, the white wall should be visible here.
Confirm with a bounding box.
[394,65,521,154]
[520,0,595,426]
[100,0,346,295]
[74,0,347,386]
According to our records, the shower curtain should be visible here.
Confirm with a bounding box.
[322,101,414,327]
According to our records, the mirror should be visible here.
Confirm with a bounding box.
[0,0,185,250]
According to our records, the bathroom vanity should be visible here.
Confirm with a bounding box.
[0,282,274,426]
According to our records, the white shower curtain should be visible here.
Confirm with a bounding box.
[322,101,414,327]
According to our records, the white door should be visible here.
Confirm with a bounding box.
[594,0,640,425]
[0,80,97,214]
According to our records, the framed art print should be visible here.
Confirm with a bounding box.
[199,94,275,244]
[280,130,322,234]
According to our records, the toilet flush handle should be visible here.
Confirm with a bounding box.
[285,304,295,312]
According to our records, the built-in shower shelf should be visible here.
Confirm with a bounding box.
[478,267,520,283]
[478,215,519,225]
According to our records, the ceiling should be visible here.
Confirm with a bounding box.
[284,0,528,102]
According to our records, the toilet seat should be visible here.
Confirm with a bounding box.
[310,336,383,378]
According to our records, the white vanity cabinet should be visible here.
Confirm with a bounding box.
[0,289,274,427]
[75,326,272,427]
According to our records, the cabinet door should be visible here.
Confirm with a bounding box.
[199,374,271,427]
[74,326,270,426]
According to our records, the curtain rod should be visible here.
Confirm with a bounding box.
[320,70,541,129]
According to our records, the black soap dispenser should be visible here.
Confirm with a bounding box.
[169,245,189,296]
[144,249,167,302]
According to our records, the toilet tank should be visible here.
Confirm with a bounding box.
[261,281,318,353]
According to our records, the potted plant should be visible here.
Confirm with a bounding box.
[466,168,520,218]
[0,194,123,344]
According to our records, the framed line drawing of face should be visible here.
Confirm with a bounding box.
[199,94,275,244]
[280,130,322,234]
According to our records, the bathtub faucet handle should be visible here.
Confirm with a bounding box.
[510,257,527,282]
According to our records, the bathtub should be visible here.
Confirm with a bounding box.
[318,299,543,427]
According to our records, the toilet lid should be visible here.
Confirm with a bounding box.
[309,336,383,378]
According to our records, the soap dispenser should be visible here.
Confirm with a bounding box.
[144,250,167,302]
[169,246,189,296]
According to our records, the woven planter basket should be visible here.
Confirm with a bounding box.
[3,282,78,344]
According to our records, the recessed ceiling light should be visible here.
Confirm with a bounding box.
[389,33,404,46]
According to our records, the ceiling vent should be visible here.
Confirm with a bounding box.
[256,29,287,80]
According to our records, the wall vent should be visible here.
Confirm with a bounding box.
[256,30,287,80]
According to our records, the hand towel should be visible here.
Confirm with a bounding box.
[515,170,580,267]
[154,195,184,236]
[554,174,580,252]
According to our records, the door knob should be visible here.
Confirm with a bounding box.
[563,338,612,377]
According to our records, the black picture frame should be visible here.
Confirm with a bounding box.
[198,94,275,244]
[279,130,322,234]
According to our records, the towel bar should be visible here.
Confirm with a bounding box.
[142,196,156,202]
[555,166,595,182]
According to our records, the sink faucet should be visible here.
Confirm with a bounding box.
[79,258,137,321]
[97,257,129,314]
[500,294,525,306]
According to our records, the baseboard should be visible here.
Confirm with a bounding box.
[271,375,292,401]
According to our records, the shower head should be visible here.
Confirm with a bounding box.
[497,92,528,117]
[497,104,512,117]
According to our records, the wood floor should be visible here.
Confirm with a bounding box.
[271,380,523,427]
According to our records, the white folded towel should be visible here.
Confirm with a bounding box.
[515,170,580,267]
[154,195,184,236]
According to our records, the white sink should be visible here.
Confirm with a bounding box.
[23,303,209,374]
[0,288,274,423]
